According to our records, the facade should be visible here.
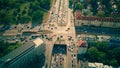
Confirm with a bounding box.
[0,38,46,68]
[77,40,88,55]
[74,10,120,35]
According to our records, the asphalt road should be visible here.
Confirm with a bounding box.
[42,0,78,68]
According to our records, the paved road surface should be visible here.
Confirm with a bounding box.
[42,0,78,68]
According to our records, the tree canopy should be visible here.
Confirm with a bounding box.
[32,10,44,24]
[0,41,22,58]
[73,0,120,18]
[0,0,52,25]
[74,3,83,11]
[86,42,120,66]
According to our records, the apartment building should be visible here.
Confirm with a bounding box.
[75,10,120,28]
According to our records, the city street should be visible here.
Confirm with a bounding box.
[1,0,120,68]
[42,0,78,68]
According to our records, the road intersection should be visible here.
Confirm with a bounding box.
[42,0,78,68]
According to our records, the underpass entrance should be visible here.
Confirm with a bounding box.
[52,44,67,55]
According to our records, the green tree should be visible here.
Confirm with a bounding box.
[109,58,118,66]
[89,0,98,15]
[29,2,39,11]
[86,42,120,66]
[20,16,31,23]
[112,47,120,65]
[0,41,22,58]
[96,11,105,17]
[32,10,44,24]
[98,52,106,63]
[22,9,26,15]
[28,9,33,16]
[7,45,16,52]
[0,10,16,25]
[69,0,73,8]
[87,47,99,62]
[90,0,97,6]
[74,3,83,11]
[38,0,50,10]
[92,42,108,52]
[100,0,110,5]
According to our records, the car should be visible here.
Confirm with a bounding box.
[73,54,76,59]
[70,48,73,52]
[51,28,53,30]
[56,62,58,66]
[60,60,62,65]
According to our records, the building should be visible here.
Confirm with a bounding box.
[88,62,112,68]
[74,10,120,35]
[75,10,120,28]
[77,40,88,55]
[89,62,103,68]
[77,40,88,68]
[0,38,46,68]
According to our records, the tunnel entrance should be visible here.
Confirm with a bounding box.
[52,44,67,55]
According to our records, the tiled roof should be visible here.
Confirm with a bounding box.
[75,10,120,22]
[78,40,88,48]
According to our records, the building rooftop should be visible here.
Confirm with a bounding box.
[1,41,35,62]
[0,38,44,65]
[77,40,88,48]
[88,62,113,68]
[33,38,43,47]
[89,62,103,68]
[75,10,120,22]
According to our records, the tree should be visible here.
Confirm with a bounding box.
[98,52,106,63]
[74,3,83,11]
[5,12,16,24]
[20,16,31,23]
[86,42,120,66]
[29,2,39,11]
[13,10,18,17]
[109,58,118,66]
[87,47,99,62]
[101,0,110,6]
[89,0,98,15]
[82,9,93,16]
[0,41,22,58]
[28,9,33,16]
[92,42,108,52]
[90,0,97,6]
[0,10,16,25]
[22,9,26,15]
[7,45,16,52]
[69,0,73,8]
[96,11,105,17]
[112,47,120,65]
[32,10,44,24]
[38,0,50,10]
